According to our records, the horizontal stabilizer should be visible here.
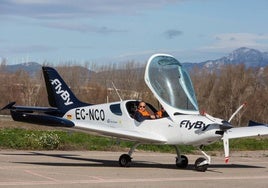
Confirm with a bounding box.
[1,102,16,111]
[10,111,74,127]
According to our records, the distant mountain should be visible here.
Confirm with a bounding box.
[183,47,268,71]
[3,62,42,76]
[1,63,94,77]
[2,47,268,75]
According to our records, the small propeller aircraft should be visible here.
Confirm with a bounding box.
[1,54,268,172]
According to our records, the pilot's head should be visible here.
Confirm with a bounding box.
[138,101,146,112]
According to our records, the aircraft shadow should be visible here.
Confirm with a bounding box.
[2,152,265,171]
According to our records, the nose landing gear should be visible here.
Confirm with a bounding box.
[194,146,211,172]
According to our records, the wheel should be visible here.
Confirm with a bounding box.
[119,154,132,167]
[194,157,208,172]
[176,155,188,168]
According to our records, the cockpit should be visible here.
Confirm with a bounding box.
[145,54,199,116]
[125,100,158,119]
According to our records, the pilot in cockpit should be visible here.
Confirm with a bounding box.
[134,101,156,122]
[155,106,168,118]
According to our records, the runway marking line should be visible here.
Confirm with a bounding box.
[24,170,58,182]
[0,175,267,186]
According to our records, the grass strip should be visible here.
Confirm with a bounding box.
[0,128,267,153]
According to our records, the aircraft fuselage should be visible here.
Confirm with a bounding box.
[63,100,222,146]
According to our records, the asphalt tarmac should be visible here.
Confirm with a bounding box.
[0,150,267,188]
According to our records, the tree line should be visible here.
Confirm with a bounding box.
[0,61,267,126]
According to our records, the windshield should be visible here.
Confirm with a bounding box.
[147,55,198,111]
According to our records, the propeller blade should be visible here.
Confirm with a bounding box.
[228,103,246,122]
[223,132,230,163]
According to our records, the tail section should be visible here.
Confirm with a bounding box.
[42,67,90,114]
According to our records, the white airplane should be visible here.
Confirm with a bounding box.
[1,54,268,172]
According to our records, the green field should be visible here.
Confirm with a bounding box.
[0,128,267,154]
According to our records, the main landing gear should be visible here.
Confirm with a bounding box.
[119,143,211,172]
[174,145,188,168]
[119,142,140,167]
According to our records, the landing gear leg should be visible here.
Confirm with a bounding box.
[194,146,210,172]
[174,145,188,169]
[119,142,140,167]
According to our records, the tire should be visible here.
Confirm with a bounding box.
[176,155,188,169]
[119,154,132,167]
[194,157,208,172]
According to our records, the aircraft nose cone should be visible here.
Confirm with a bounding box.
[220,120,233,131]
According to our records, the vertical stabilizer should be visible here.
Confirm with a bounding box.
[42,67,90,114]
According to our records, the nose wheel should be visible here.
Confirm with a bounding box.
[194,147,211,172]
[194,157,208,172]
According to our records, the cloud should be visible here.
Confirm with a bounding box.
[1,0,183,19]
[163,29,183,39]
[201,33,268,52]
[0,44,56,55]
[43,22,127,34]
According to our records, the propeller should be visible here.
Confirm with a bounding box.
[203,103,246,163]
[222,103,247,163]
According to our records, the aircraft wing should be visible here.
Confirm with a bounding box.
[226,125,268,139]
[73,122,168,144]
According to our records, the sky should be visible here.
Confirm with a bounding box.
[1,0,268,65]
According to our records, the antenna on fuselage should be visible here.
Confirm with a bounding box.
[112,82,123,101]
